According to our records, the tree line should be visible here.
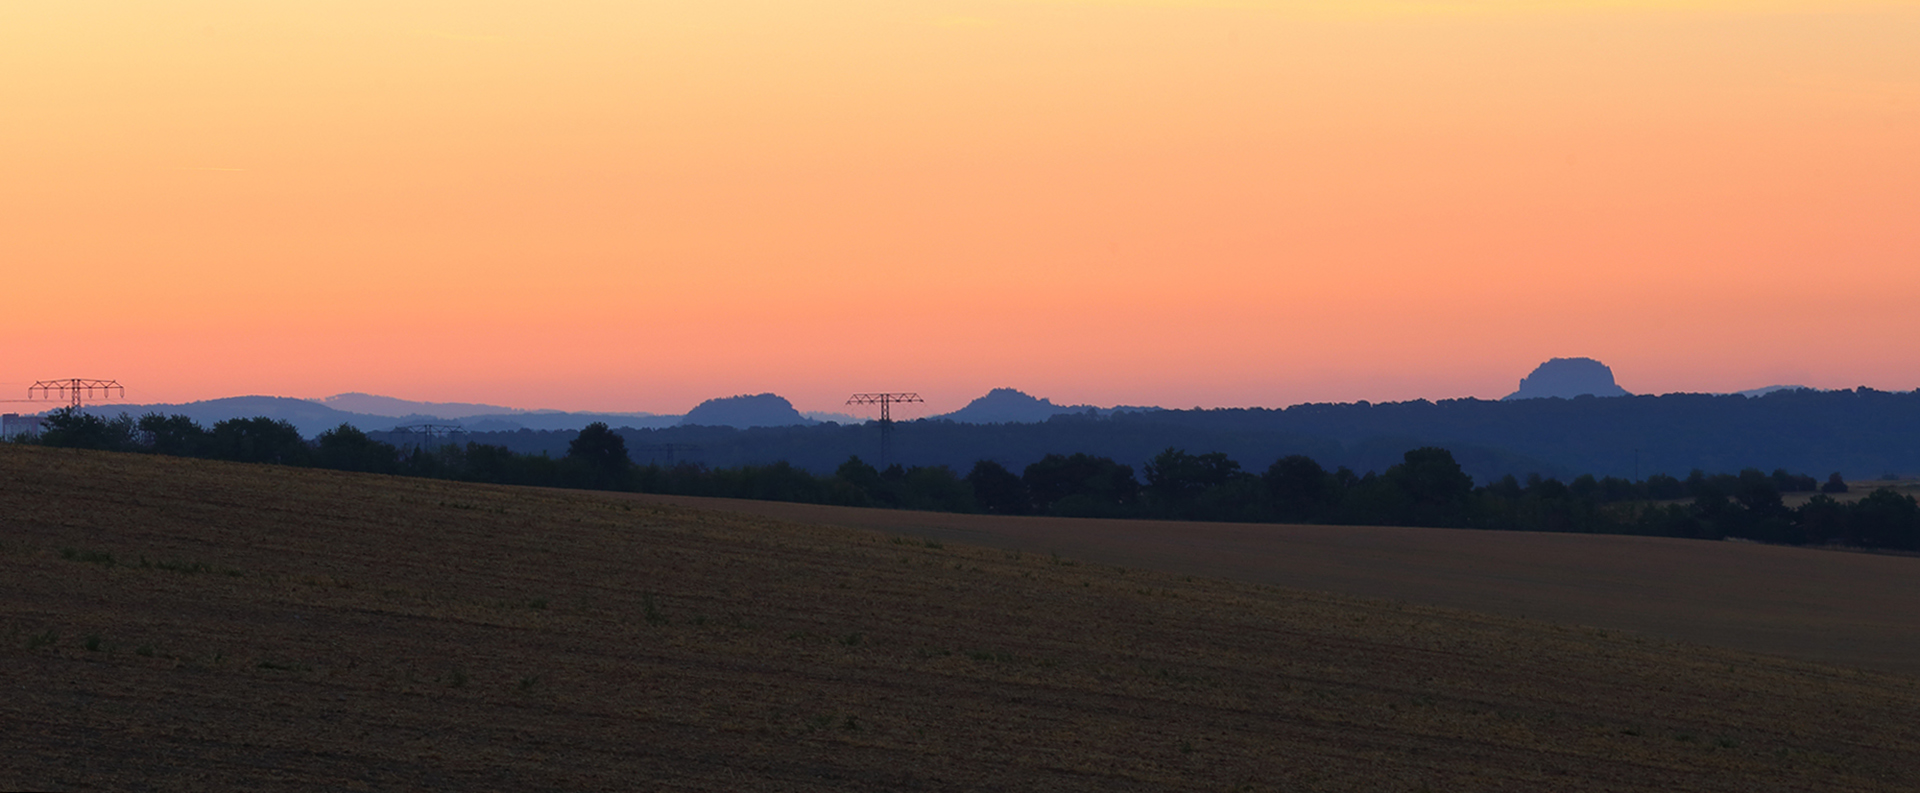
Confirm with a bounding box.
[23,408,1920,551]
[422,386,1920,487]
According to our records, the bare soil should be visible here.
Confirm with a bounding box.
[619,494,1920,676]
[5,445,1920,791]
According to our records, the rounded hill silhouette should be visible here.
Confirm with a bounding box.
[938,388,1074,424]
[678,393,811,428]
[1503,357,1631,401]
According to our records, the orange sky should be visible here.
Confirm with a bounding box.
[4,1,1917,415]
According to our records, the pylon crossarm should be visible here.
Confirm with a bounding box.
[27,379,125,408]
[845,392,924,467]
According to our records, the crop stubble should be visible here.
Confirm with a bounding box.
[3,445,1918,791]
[622,493,1920,677]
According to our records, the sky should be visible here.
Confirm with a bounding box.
[4,0,1917,416]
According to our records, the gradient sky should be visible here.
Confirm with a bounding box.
[4,1,1917,416]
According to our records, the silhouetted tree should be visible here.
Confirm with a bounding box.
[1848,489,1920,549]
[208,417,309,465]
[1821,472,1849,494]
[1771,468,1818,493]
[461,443,544,485]
[1484,473,1523,500]
[1684,469,1712,498]
[897,465,977,513]
[966,460,1030,515]
[1796,494,1848,545]
[707,461,828,503]
[1723,469,1792,542]
[1022,453,1139,517]
[1569,473,1599,500]
[314,423,399,473]
[137,413,210,457]
[835,455,884,501]
[566,422,631,488]
[1379,447,1476,526]
[1263,455,1340,523]
[1644,473,1686,500]
[1144,448,1243,517]
[39,408,139,452]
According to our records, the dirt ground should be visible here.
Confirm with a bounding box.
[6,446,1920,791]
[619,494,1920,676]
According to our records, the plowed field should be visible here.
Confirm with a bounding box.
[5,445,1919,791]
[620,494,1920,675]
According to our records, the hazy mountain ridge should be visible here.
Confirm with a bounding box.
[310,393,534,419]
[70,397,683,437]
[1736,384,1814,398]
[53,358,1907,482]
[82,396,388,437]
[421,386,1920,485]
[442,412,681,432]
[71,388,1153,433]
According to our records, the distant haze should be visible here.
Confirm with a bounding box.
[53,357,1852,446]
[313,393,532,419]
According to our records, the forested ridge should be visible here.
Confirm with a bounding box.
[420,387,1920,484]
[24,407,1920,551]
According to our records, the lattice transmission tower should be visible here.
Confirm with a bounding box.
[846,392,923,467]
[392,423,466,452]
[636,443,699,466]
[28,379,124,408]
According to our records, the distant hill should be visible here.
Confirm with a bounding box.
[78,396,679,436]
[309,393,531,419]
[1503,357,1631,400]
[801,410,864,424]
[679,393,813,428]
[439,412,679,433]
[58,382,1920,482]
[309,392,677,431]
[82,396,389,437]
[935,388,1087,424]
[63,388,1162,436]
[1736,385,1814,398]
[932,388,1162,424]
[445,387,1920,484]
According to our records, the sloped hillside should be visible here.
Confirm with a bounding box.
[3,445,1918,791]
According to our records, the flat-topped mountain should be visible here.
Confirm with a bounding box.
[936,388,1086,424]
[1503,357,1632,400]
[679,393,812,428]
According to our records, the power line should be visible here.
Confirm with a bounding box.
[391,423,466,450]
[846,392,923,468]
[18,379,125,408]
[635,443,698,466]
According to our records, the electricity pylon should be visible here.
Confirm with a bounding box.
[29,379,124,408]
[846,392,923,468]
[392,423,465,451]
[636,443,698,466]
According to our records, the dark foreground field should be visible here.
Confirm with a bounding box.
[625,495,1920,676]
[5,446,1920,791]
